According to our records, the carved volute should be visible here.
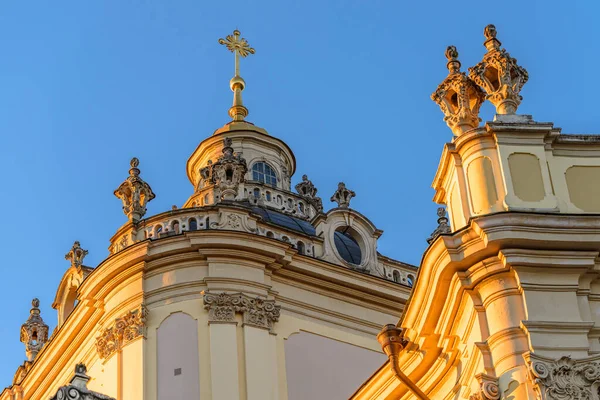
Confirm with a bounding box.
[210,137,248,201]
[114,158,156,223]
[431,46,485,136]
[469,24,529,115]
[20,298,49,361]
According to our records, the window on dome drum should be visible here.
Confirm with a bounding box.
[189,218,197,231]
[393,270,400,283]
[407,274,415,287]
[334,227,362,265]
[297,241,305,255]
[252,162,277,186]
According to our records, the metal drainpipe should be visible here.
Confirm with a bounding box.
[377,324,431,400]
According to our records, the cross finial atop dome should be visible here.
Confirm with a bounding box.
[219,30,255,122]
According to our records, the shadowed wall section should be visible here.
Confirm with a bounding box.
[157,313,200,400]
[284,332,386,400]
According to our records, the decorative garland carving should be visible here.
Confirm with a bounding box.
[203,292,280,331]
[95,305,147,359]
[525,353,600,400]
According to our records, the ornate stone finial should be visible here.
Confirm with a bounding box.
[295,175,323,212]
[432,46,486,136]
[114,157,156,223]
[210,138,248,201]
[65,241,89,268]
[219,30,255,122]
[330,182,356,208]
[469,24,529,115]
[427,207,452,244]
[20,298,49,361]
[50,363,115,400]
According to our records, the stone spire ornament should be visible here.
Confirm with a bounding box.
[65,241,88,268]
[431,46,485,136]
[295,175,323,212]
[20,298,49,361]
[427,207,452,244]
[219,30,255,122]
[114,157,156,223]
[330,182,355,208]
[210,137,248,201]
[469,24,529,115]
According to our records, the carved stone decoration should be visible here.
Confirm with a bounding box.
[427,207,452,244]
[65,241,89,268]
[210,138,248,201]
[469,24,529,115]
[95,305,147,359]
[432,46,485,136]
[295,174,324,212]
[330,182,356,208]
[50,363,115,400]
[469,373,500,400]
[525,353,600,400]
[203,292,281,331]
[197,160,213,191]
[210,212,256,233]
[114,158,156,223]
[20,298,49,361]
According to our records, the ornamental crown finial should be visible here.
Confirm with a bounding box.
[65,240,89,268]
[21,298,49,361]
[427,207,451,244]
[432,46,485,136]
[114,157,156,223]
[219,30,255,122]
[330,182,355,208]
[468,24,529,114]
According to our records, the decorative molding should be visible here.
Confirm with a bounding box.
[203,292,280,331]
[50,363,115,400]
[469,373,500,400]
[210,212,256,233]
[95,305,147,359]
[525,352,600,399]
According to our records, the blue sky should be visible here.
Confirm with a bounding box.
[0,0,598,383]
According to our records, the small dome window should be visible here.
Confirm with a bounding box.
[392,270,400,283]
[333,227,362,265]
[252,162,277,186]
[297,241,306,255]
[407,274,415,287]
[189,218,198,231]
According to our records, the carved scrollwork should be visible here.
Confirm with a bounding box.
[203,292,280,331]
[95,305,147,359]
[50,363,115,400]
[469,373,500,400]
[210,212,256,233]
[525,353,600,400]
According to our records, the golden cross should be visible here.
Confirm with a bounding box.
[218,30,255,77]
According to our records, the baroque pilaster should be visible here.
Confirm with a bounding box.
[95,305,147,359]
[202,292,281,331]
[469,24,529,115]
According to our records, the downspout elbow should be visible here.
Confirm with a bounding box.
[377,324,430,400]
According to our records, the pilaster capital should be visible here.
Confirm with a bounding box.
[95,304,147,359]
[203,292,280,331]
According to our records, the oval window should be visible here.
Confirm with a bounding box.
[333,228,362,264]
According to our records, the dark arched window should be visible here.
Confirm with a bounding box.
[297,241,305,255]
[407,274,415,287]
[252,162,277,186]
[393,270,400,283]
[172,221,180,234]
[189,218,197,231]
